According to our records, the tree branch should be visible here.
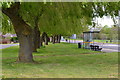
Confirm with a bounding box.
[2,2,20,16]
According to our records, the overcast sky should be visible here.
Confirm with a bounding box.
[95,16,119,27]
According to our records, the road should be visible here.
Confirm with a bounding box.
[94,42,119,52]
[62,40,119,53]
[0,43,19,49]
[0,40,119,53]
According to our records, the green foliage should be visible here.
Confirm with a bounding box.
[11,37,18,41]
[2,2,120,36]
[39,2,91,36]
[15,2,93,36]
[1,2,13,9]
[2,14,15,34]
[93,2,120,17]
[98,25,119,40]
[100,25,111,34]
[19,2,45,28]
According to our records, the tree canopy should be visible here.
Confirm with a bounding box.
[2,2,120,35]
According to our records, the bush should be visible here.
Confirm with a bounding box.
[10,37,18,43]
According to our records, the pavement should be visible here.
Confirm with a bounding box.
[96,43,119,53]
[62,40,120,53]
[0,43,19,49]
[0,40,119,53]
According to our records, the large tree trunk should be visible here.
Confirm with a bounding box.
[2,3,34,62]
[37,31,40,48]
[18,34,33,62]
[32,29,37,52]
[32,17,40,52]
[32,30,40,52]
[35,19,41,49]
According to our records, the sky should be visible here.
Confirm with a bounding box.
[95,16,119,27]
[88,15,119,31]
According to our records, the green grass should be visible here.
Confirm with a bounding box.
[1,42,118,78]
[69,39,119,44]
[69,38,82,40]
[94,40,119,44]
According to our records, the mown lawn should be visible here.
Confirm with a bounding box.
[94,40,119,44]
[1,43,118,78]
[69,39,119,44]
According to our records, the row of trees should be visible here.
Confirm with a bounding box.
[94,25,119,40]
[77,25,119,40]
[1,2,120,62]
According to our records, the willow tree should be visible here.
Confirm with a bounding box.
[2,2,34,62]
[19,2,46,52]
[2,14,15,34]
[2,2,50,62]
[39,3,92,39]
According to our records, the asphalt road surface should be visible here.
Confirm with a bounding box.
[94,42,119,52]
[0,43,19,49]
[1,40,119,53]
[62,40,119,53]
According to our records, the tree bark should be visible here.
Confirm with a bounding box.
[52,35,55,44]
[18,34,33,62]
[58,35,61,43]
[45,36,48,45]
[56,35,59,43]
[2,2,34,62]
[55,35,60,43]
[42,32,48,45]
[32,17,40,52]
[32,29,38,52]
[35,18,41,49]
[40,36,43,47]
[44,32,48,45]
[51,36,53,42]
[37,31,40,48]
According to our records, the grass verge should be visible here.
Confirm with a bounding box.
[1,42,118,78]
